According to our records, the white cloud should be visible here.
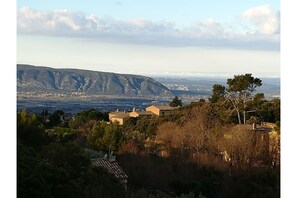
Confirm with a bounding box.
[18,7,108,34]
[184,18,225,39]
[17,6,279,50]
[242,5,280,34]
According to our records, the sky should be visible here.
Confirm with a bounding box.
[17,0,280,77]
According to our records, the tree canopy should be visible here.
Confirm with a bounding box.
[210,84,226,103]
[170,96,183,107]
[226,74,262,124]
[69,109,108,128]
[210,74,263,124]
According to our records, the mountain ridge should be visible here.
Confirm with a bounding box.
[17,64,173,97]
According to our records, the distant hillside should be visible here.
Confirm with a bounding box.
[155,76,280,99]
[17,64,173,97]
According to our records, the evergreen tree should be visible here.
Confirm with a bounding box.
[170,96,182,107]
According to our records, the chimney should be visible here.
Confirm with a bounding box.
[133,107,136,112]
[109,151,116,162]
[109,155,116,162]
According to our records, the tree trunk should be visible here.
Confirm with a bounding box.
[237,110,241,124]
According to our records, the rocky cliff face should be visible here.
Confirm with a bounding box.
[17,64,173,97]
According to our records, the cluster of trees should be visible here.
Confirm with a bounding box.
[210,74,280,125]
[18,110,125,198]
[17,74,280,198]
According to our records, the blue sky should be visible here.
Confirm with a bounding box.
[17,0,280,77]
[17,0,280,24]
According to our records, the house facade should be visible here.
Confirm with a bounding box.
[145,105,177,116]
[108,111,130,125]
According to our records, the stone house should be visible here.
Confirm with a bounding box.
[145,105,177,116]
[129,108,153,118]
[108,111,130,125]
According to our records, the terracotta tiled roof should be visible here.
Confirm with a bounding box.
[91,158,128,180]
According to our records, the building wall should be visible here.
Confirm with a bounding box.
[146,106,160,115]
[129,111,140,118]
[110,117,125,125]
[159,110,173,115]
[146,106,174,116]
[109,113,116,120]
[129,111,152,118]
[109,111,130,125]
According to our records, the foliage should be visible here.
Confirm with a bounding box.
[69,109,108,128]
[274,121,280,134]
[48,110,65,127]
[226,74,262,124]
[127,188,173,198]
[209,74,280,125]
[120,139,146,154]
[170,96,183,107]
[48,127,79,142]
[86,121,124,152]
[118,152,279,198]
[122,112,182,137]
[17,110,127,198]
[17,109,49,149]
[220,168,280,198]
[156,103,222,157]
[227,74,262,93]
[118,154,225,198]
[17,143,51,198]
[83,166,126,198]
[37,143,90,176]
[18,142,125,198]
[100,123,124,151]
[210,84,225,103]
